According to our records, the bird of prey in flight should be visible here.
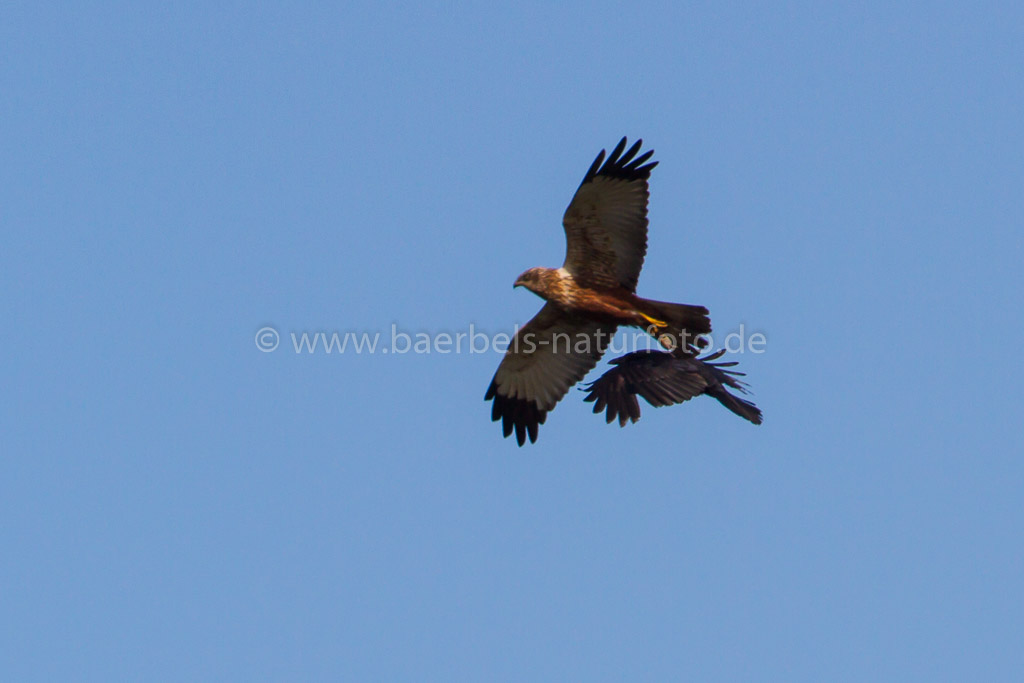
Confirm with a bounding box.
[485,137,737,446]
[582,349,763,427]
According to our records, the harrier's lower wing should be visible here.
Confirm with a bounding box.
[485,303,616,445]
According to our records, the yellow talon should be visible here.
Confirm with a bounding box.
[639,313,668,329]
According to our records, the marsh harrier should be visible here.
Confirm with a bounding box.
[485,138,715,445]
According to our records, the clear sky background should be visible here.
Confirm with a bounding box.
[3,2,1022,681]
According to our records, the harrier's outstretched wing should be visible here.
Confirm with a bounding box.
[485,304,617,446]
[562,137,657,292]
[582,349,763,426]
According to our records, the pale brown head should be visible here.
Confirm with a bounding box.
[513,267,560,298]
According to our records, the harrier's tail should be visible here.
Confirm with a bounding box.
[639,298,712,350]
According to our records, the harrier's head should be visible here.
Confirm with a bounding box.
[513,267,561,298]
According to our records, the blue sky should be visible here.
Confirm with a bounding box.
[3,2,1022,680]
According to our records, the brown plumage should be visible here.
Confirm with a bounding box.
[485,138,714,445]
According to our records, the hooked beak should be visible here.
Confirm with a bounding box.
[513,277,524,289]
